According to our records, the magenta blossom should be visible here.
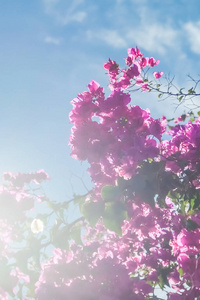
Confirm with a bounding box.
[153,71,164,79]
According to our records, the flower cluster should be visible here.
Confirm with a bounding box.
[161,119,200,180]
[69,80,165,189]
[68,48,200,299]
[2,48,200,299]
[104,47,162,91]
[35,199,200,299]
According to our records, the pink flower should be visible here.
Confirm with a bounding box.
[127,47,143,59]
[153,71,163,79]
[125,55,134,66]
[177,229,200,248]
[169,294,184,300]
[139,57,149,68]
[11,267,30,283]
[126,62,141,78]
[141,83,150,91]
[174,114,188,123]
[104,58,119,74]
[135,78,144,85]
[148,57,160,67]
[177,253,197,275]
[88,80,100,93]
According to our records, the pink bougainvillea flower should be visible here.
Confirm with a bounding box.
[139,57,149,68]
[104,58,119,74]
[67,47,200,298]
[135,78,144,85]
[126,62,141,78]
[148,57,160,67]
[88,80,100,93]
[141,83,150,92]
[153,71,164,79]
[127,47,143,60]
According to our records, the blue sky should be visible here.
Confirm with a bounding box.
[1,0,200,201]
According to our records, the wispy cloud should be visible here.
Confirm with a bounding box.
[184,21,200,55]
[84,1,180,56]
[42,0,87,25]
[118,2,180,55]
[125,24,179,55]
[42,0,59,13]
[44,36,61,45]
[86,23,179,55]
[87,29,127,49]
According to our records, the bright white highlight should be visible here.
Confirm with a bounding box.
[31,219,44,234]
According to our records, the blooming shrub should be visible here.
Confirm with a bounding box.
[1,48,200,299]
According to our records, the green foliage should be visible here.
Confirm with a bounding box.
[51,222,69,249]
[103,201,127,235]
[101,185,121,202]
[178,267,183,277]
[80,200,104,227]
[188,87,195,95]
[157,267,170,290]
[178,95,184,102]
[70,223,83,245]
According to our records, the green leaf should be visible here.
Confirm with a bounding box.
[178,268,183,277]
[15,249,31,273]
[101,185,121,202]
[103,217,122,235]
[70,223,83,245]
[185,219,199,231]
[190,117,195,123]
[116,177,127,190]
[188,88,195,95]
[73,194,87,205]
[158,274,164,290]
[158,93,162,98]
[178,95,184,102]
[51,224,69,249]
[104,201,126,218]
[80,200,104,227]
[158,268,170,290]
[103,201,128,235]
[198,111,200,117]
[188,198,195,214]
[180,200,186,214]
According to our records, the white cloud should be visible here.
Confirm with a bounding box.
[96,1,181,56]
[87,29,127,49]
[125,24,179,55]
[42,0,87,25]
[84,1,180,55]
[44,36,61,45]
[86,24,179,54]
[61,11,86,24]
[184,21,200,55]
